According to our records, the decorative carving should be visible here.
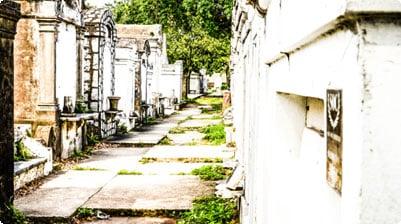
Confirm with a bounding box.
[326,89,343,194]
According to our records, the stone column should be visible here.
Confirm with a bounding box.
[37,20,58,112]
[135,52,143,115]
[35,20,59,149]
[0,0,20,215]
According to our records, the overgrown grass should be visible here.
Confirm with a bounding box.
[201,123,226,145]
[72,166,105,171]
[196,97,223,114]
[118,169,143,175]
[191,165,232,181]
[178,196,239,224]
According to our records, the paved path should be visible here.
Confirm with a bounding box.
[15,103,232,223]
[106,108,201,145]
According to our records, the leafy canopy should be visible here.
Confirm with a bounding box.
[113,0,233,74]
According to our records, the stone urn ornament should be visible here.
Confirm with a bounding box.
[108,96,121,111]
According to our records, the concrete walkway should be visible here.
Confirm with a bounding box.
[106,108,201,145]
[15,104,232,223]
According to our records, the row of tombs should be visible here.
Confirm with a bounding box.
[10,0,186,189]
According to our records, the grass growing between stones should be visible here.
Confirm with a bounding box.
[72,166,105,171]
[169,126,202,134]
[191,165,232,181]
[118,169,143,175]
[139,157,224,164]
[178,196,239,224]
[159,137,174,145]
[201,123,226,145]
[195,97,223,114]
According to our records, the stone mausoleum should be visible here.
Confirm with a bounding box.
[231,0,401,223]
[13,0,117,159]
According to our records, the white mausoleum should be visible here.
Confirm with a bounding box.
[231,0,401,224]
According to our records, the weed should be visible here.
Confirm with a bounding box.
[117,124,128,135]
[87,133,100,146]
[72,166,105,171]
[201,124,226,145]
[118,169,143,175]
[191,165,232,181]
[144,117,157,125]
[0,204,28,224]
[178,196,239,224]
[159,137,173,145]
[139,157,157,164]
[14,140,32,162]
[71,148,93,159]
[75,208,95,218]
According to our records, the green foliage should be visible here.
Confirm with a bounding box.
[201,124,225,145]
[118,169,143,175]
[0,204,28,224]
[191,165,230,181]
[221,83,229,90]
[117,123,129,135]
[113,0,233,75]
[76,208,95,218]
[179,196,238,224]
[86,133,100,146]
[74,98,91,113]
[196,97,223,114]
[72,166,105,171]
[14,140,32,162]
[159,137,173,145]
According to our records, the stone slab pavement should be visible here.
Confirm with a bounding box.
[76,147,149,171]
[179,119,221,128]
[134,162,219,175]
[15,171,116,219]
[106,109,201,145]
[143,145,235,161]
[167,131,205,145]
[83,175,215,211]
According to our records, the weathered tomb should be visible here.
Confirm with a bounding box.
[160,61,184,111]
[231,0,401,223]
[0,0,20,218]
[83,7,118,138]
[13,0,88,158]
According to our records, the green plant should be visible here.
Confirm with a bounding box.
[201,124,226,145]
[72,166,104,171]
[75,208,95,218]
[117,124,128,135]
[159,137,173,145]
[75,98,91,113]
[14,140,32,162]
[191,165,231,181]
[118,169,143,175]
[139,157,157,164]
[0,204,28,224]
[144,117,157,125]
[221,83,229,90]
[178,196,238,224]
[87,133,100,146]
